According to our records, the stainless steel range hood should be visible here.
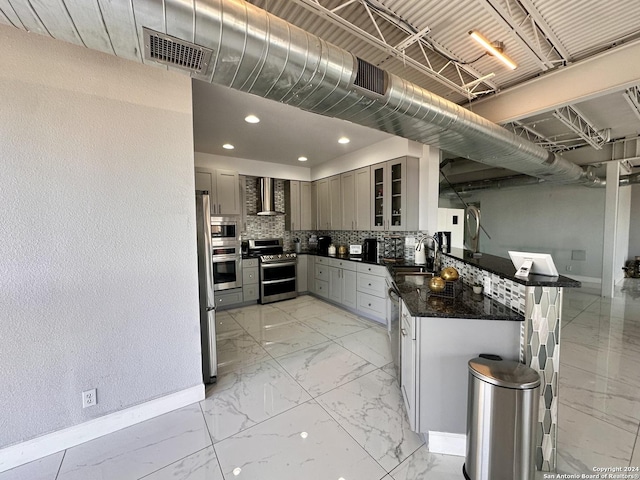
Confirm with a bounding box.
[257,177,281,216]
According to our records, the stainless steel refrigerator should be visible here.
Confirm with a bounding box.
[196,192,217,383]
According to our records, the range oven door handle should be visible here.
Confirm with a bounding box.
[262,277,296,285]
[261,261,297,269]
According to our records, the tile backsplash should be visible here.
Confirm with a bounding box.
[241,176,423,259]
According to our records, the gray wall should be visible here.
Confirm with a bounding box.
[0,26,202,447]
[445,183,606,279]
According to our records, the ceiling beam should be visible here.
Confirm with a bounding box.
[469,38,640,123]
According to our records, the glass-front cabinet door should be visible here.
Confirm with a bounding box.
[371,158,407,231]
[372,164,385,230]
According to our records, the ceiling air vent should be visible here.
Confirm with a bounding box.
[354,57,387,97]
[143,27,213,75]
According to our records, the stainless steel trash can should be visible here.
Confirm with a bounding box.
[463,355,541,480]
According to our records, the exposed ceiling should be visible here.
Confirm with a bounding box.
[192,81,393,166]
[2,0,640,186]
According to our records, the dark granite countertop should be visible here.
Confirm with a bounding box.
[442,248,581,288]
[395,274,524,321]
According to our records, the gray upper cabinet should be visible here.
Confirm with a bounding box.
[316,178,330,230]
[371,157,418,232]
[341,167,370,231]
[285,180,312,231]
[329,174,342,230]
[354,166,371,231]
[341,171,355,231]
[195,167,241,215]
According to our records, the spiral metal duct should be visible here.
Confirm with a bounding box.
[184,0,599,185]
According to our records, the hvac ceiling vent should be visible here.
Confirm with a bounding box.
[354,57,387,97]
[143,28,213,75]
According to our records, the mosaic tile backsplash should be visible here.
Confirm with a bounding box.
[241,176,422,260]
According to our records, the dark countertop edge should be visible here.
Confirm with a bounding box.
[441,248,581,288]
[298,251,523,321]
[396,281,525,322]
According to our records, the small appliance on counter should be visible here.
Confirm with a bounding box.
[318,236,332,255]
[308,234,318,252]
[338,245,348,256]
[436,231,452,253]
[415,236,427,265]
[382,236,404,262]
[328,244,337,256]
[362,238,378,262]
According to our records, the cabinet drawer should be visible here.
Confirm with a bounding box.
[357,292,385,321]
[315,264,329,282]
[357,272,386,297]
[315,256,329,266]
[315,279,329,299]
[357,263,387,276]
[243,267,259,285]
[215,290,243,310]
[328,258,358,271]
[243,285,259,302]
[243,258,259,268]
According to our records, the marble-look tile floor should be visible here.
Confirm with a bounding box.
[3,284,640,480]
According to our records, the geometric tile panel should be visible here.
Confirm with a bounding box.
[440,256,527,314]
[524,286,562,472]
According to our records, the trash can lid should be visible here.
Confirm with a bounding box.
[468,357,541,389]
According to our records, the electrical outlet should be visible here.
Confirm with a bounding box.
[82,388,97,408]
[566,265,573,272]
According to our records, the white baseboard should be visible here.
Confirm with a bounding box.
[0,384,205,473]
[428,431,466,457]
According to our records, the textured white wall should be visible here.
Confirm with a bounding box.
[0,26,201,447]
[459,183,606,279]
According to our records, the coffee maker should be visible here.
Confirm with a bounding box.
[362,238,378,262]
[317,236,332,255]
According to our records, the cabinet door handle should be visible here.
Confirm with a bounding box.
[368,283,372,286]
[368,303,372,307]
[219,204,222,213]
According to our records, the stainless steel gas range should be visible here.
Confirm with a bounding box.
[246,238,297,304]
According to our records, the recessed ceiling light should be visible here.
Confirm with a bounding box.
[232,467,242,476]
[298,156,308,162]
[222,143,235,150]
[244,114,260,124]
[338,137,350,144]
[300,431,308,438]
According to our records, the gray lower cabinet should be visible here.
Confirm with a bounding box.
[297,255,308,292]
[214,288,243,310]
[400,300,417,430]
[355,263,387,324]
[328,258,357,309]
[243,258,259,302]
[399,298,522,436]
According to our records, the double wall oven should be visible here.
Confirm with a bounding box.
[210,217,242,291]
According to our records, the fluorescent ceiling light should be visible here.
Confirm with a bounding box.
[244,114,260,123]
[469,30,517,70]
[298,156,308,162]
[338,137,350,144]
[222,143,235,150]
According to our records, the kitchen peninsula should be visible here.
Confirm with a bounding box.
[418,249,580,471]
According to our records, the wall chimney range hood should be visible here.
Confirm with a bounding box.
[257,177,282,216]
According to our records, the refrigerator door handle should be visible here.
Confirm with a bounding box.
[206,306,216,312]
